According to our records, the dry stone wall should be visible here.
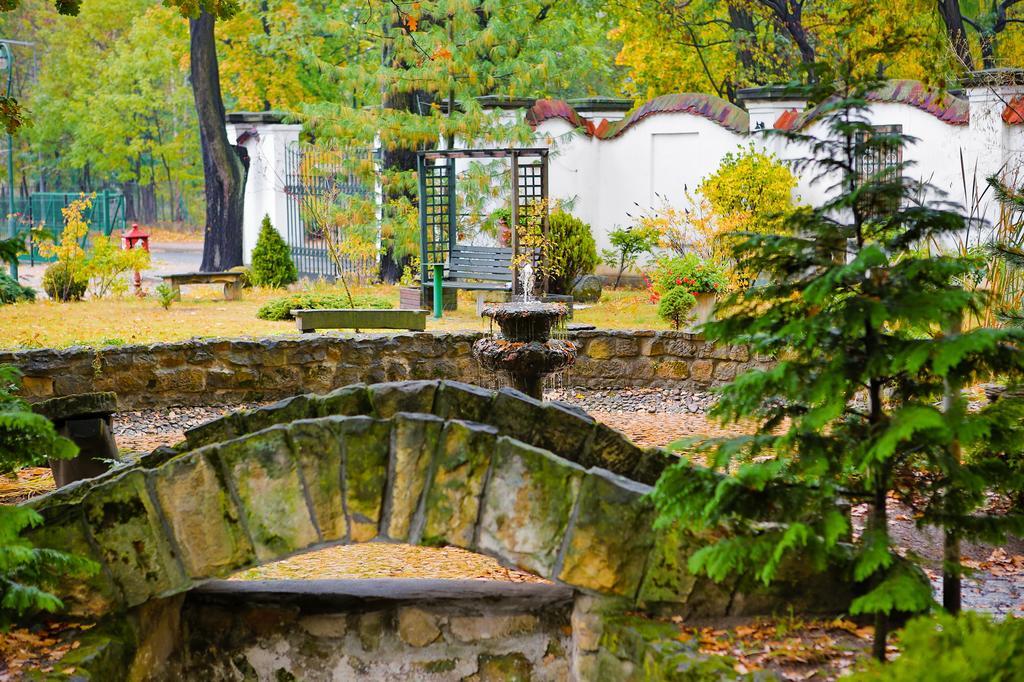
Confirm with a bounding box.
[0,331,769,409]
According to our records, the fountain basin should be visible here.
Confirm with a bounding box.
[481,302,568,343]
[472,338,577,398]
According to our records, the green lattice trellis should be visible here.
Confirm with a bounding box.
[417,148,549,298]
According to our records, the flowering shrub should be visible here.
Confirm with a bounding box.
[651,254,728,298]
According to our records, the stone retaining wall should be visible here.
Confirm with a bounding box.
[0,331,768,409]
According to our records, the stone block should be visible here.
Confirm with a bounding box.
[645,336,696,358]
[287,418,347,542]
[448,614,540,643]
[580,423,645,476]
[420,420,497,548]
[712,362,737,381]
[368,380,439,418]
[242,393,316,433]
[316,383,372,417]
[384,414,443,541]
[299,614,348,638]
[26,487,121,616]
[478,438,584,576]
[339,416,392,542]
[82,469,188,606]
[558,470,655,598]
[19,375,54,398]
[629,447,674,487]
[585,336,639,360]
[477,653,534,681]
[397,607,441,647]
[535,402,596,462]
[149,448,254,579]
[689,359,714,383]
[635,522,700,609]
[184,413,244,449]
[486,387,545,444]
[152,368,206,393]
[215,426,319,561]
[654,360,690,380]
[433,381,495,422]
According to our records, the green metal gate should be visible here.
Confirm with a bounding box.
[10,190,127,263]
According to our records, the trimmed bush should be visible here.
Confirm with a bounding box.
[257,292,393,321]
[657,286,696,330]
[0,273,34,304]
[42,262,88,302]
[250,215,298,288]
[547,210,598,295]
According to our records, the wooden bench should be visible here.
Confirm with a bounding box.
[293,308,427,333]
[426,245,515,315]
[162,271,244,301]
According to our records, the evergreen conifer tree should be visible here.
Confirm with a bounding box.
[249,215,298,288]
[652,50,1024,660]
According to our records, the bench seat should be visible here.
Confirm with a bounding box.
[162,271,244,301]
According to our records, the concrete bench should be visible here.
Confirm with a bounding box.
[293,308,428,333]
[163,271,244,301]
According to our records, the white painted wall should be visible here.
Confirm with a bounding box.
[231,81,1024,267]
[225,121,301,265]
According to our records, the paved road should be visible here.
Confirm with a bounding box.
[12,240,203,294]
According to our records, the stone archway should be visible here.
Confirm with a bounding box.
[26,383,665,618]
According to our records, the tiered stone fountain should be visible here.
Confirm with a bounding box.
[472,263,577,400]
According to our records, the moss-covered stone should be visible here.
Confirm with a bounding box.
[183,412,244,449]
[421,420,497,548]
[580,423,646,476]
[629,447,674,486]
[558,470,655,598]
[486,388,545,445]
[635,522,700,609]
[339,416,392,542]
[367,380,438,418]
[476,653,534,681]
[215,426,319,561]
[597,616,741,681]
[241,394,317,433]
[81,470,188,606]
[316,383,371,417]
[25,484,122,616]
[149,447,254,579]
[384,414,443,541]
[286,418,347,542]
[432,380,495,422]
[477,438,584,577]
[535,402,596,462]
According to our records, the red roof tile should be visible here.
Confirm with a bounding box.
[774,109,801,131]
[1004,96,1024,125]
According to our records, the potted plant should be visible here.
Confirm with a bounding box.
[651,254,727,331]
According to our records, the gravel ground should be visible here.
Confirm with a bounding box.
[547,386,717,414]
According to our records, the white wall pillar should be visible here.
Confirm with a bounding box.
[225,112,302,265]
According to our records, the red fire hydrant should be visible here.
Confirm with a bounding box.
[121,223,150,297]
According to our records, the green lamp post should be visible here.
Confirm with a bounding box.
[0,42,15,280]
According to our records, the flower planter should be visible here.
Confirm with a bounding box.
[686,292,716,333]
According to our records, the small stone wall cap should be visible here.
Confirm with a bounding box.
[32,392,118,422]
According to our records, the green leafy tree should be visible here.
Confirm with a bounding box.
[249,215,298,288]
[0,365,97,624]
[547,210,598,295]
[652,52,1024,661]
[601,224,660,288]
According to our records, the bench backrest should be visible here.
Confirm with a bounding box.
[447,245,514,284]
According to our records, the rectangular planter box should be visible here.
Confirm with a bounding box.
[292,308,428,332]
[400,286,457,312]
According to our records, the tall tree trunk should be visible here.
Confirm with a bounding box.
[191,10,247,272]
[123,181,137,222]
[942,314,964,614]
[139,183,158,224]
[936,0,975,70]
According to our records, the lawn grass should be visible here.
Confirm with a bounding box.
[0,283,667,350]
